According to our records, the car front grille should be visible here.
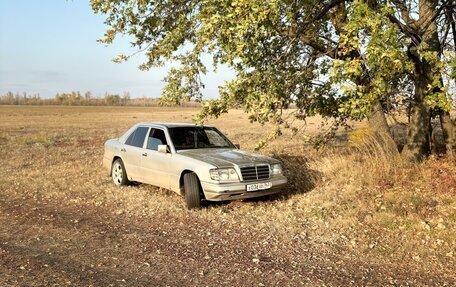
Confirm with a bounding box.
[240,165,270,181]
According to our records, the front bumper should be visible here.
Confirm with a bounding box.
[201,175,287,201]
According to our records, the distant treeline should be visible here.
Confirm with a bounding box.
[0,91,201,107]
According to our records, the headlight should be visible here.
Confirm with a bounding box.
[209,168,239,182]
[271,164,282,175]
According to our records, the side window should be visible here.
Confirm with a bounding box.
[125,129,136,146]
[147,128,168,151]
[126,127,149,148]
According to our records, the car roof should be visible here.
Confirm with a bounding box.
[136,122,215,128]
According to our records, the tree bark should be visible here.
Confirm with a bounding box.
[368,99,391,136]
[401,0,439,161]
[368,98,399,155]
[442,4,456,156]
[401,63,432,161]
[439,109,455,156]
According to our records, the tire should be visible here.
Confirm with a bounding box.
[184,173,202,209]
[111,158,130,186]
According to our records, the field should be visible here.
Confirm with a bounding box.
[0,106,455,286]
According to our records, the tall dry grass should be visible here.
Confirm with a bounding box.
[288,129,456,264]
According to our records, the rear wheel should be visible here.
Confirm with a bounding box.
[184,173,202,209]
[111,159,130,186]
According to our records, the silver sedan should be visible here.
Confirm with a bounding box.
[103,122,287,209]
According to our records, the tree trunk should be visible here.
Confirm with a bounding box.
[402,101,431,161]
[402,53,432,161]
[401,0,440,161]
[442,4,456,157]
[368,99,390,135]
[439,110,455,156]
[368,99,399,155]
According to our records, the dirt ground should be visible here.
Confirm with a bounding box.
[0,106,455,286]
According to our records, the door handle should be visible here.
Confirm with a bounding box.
[142,153,147,157]
[121,148,126,152]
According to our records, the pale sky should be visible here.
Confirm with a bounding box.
[0,0,234,99]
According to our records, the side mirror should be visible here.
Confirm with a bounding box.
[234,143,240,149]
[157,144,169,153]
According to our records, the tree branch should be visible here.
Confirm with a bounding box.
[420,0,453,34]
[388,14,421,45]
[308,0,345,24]
[295,0,345,38]
[390,0,413,25]
[298,35,338,58]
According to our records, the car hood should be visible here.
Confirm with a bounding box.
[178,148,279,168]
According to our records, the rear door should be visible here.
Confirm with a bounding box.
[141,128,172,189]
[122,126,149,182]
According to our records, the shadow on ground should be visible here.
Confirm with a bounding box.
[273,153,322,198]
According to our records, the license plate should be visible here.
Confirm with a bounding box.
[246,182,272,192]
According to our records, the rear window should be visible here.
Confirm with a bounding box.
[125,127,149,148]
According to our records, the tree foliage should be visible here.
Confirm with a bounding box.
[92,0,456,157]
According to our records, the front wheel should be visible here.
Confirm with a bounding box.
[184,173,202,209]
[111,159,130,186]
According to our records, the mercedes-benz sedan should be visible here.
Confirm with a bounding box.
[103,123,287,209]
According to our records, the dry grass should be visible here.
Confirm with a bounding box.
[0,105,455,285]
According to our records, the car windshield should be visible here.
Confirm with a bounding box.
[168,126,235,151]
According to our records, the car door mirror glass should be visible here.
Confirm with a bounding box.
[157,144,168,153]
